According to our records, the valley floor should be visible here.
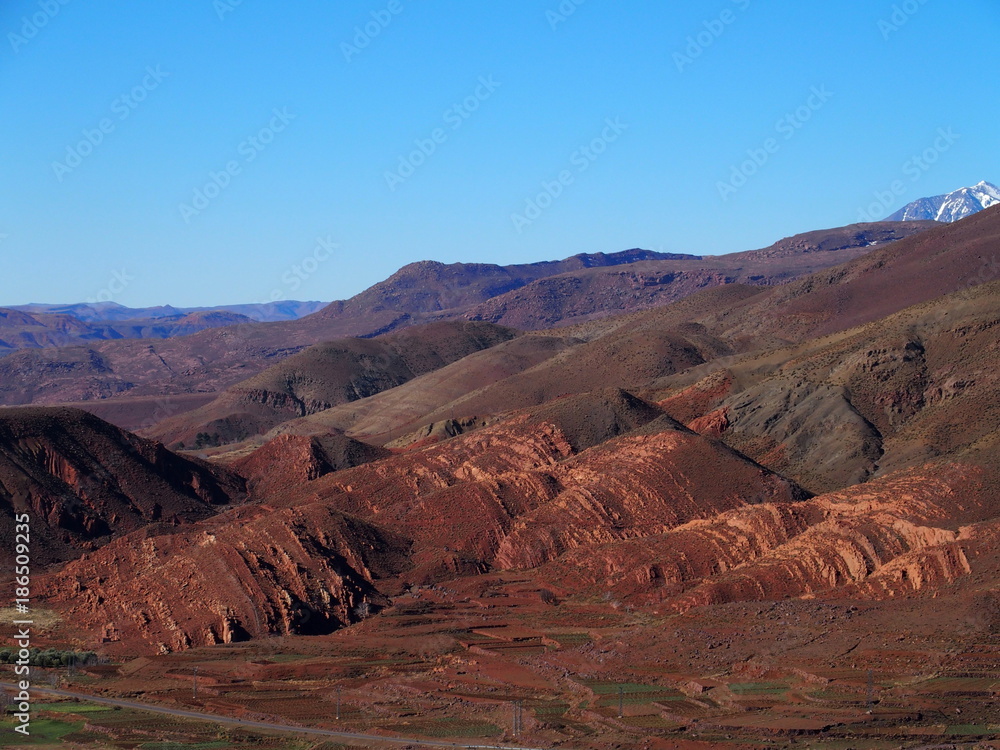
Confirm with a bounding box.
[7,571,1000,750]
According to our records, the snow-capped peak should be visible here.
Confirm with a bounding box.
[887,181,1000,223]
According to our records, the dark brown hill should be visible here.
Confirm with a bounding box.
[143,321,518,448]
[462,222,935,330]
[704,205,1000,346]
[265,334,579,444]
[0,407,245,566]
[316,249,693,324]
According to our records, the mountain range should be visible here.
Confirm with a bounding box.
[0,223,933,428]
[887,179,1000,222]
[4,206,1000,746]
[0,301,331,356]
[9,300,329,323]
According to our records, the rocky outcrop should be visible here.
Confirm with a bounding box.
[296,393,805,580]
[539,463,988,610]
[0,407,245,566]
[233,432,389,499]
[40,503,410,653]
[494,428,805,570]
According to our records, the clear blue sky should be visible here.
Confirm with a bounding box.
[1,0,997,307]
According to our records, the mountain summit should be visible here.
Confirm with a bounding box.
[887,180,1000,222]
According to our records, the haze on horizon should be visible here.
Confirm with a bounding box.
[1,0,997,307]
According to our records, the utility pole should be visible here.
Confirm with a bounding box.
[512,700,522,735]
[866,669,875,712]
[618,686,624,718]
[192,666,198,700]
[336,687,341,721]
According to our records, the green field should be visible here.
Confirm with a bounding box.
[0,718,82,747]
[727,681,789,696]
[35,701,111,714]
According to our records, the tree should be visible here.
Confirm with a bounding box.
[352,601,371,621]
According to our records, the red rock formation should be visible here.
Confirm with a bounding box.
[232,432,388,499]
[538,462,989,610]
[40,502,410,653]
[0,407,244,566]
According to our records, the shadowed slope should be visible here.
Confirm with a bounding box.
[655,278,1000,493]
[144,321,519,448]
[0,407,245,566]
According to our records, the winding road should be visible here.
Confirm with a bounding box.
[0,681,551,750]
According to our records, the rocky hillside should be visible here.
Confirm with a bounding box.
[0,407,245,565]
[143,321,519,448]
[0,222,932,412]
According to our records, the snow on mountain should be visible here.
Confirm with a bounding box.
[887,181,1000,223]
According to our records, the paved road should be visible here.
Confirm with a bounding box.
[0,681,550,750]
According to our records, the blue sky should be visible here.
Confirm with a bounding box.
[1,0,997,307]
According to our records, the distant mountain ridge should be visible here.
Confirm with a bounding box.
[887,180,1000,222]
[0,307,256,354]
[0,223,937,417]
[0,301,330,357]
[314,249,698,323]
[10,300,329,323]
